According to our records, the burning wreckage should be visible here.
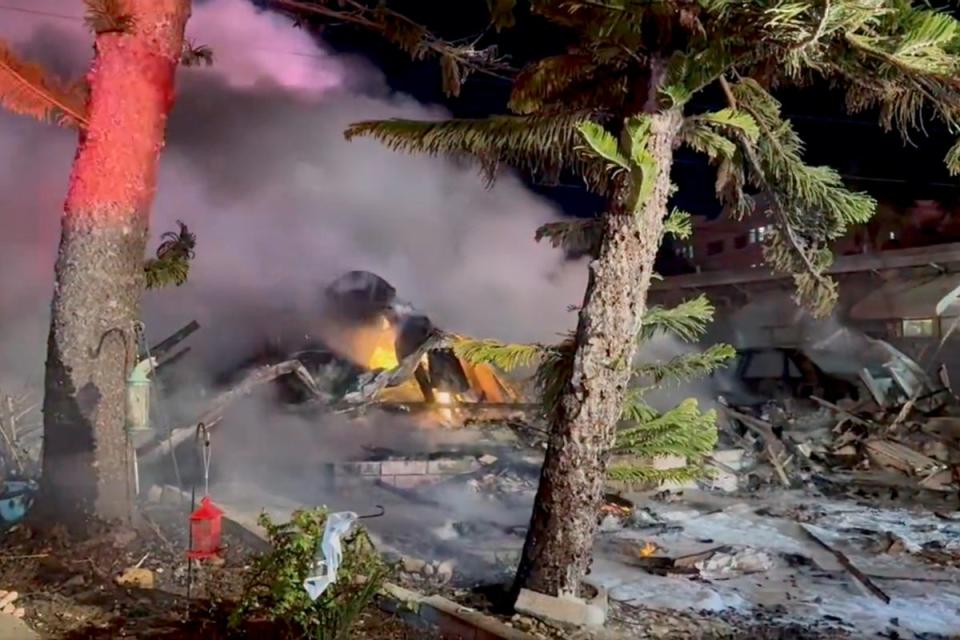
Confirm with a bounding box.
[3,270,960,636]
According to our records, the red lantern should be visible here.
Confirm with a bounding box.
[188,496,223,560]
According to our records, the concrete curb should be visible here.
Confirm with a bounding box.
[515,582,608,628]
[380,583,537,640]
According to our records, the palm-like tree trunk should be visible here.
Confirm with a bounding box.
[513,109,683,598]
[38,0,191,527]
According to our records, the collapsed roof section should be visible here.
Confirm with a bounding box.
[321,271,522,409]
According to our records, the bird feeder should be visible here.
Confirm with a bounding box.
[126,357,156,432]
[187,496,223,560]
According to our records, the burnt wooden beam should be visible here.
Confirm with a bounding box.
[137,359,321,465]
[149,320,200,358]
[154,346,191,373]
[343,330,453,405]
[335,401,543,416]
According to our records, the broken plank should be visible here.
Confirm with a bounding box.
[800,524,891,604]
[863,439,944,476]
[809,396,878,430]
[149,320,200,358]
[344,331,453,405]
[719,406,791,487]
[137,359,321,465]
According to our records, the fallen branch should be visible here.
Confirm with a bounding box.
[137,359,321,465]
[800,524,890,604]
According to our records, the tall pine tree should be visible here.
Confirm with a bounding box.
[0,0,195,528]
[292,0,960,600]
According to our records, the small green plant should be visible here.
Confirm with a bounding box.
[230,508,389,640]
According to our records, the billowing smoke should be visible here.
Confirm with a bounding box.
[0,0,588,391]
[0,4,732,568]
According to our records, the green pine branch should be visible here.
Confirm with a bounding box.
[719,76,876,316]
[663,208,693,241]
[640,295,716,342]
[144,221,196,290]
[344,112,610,190]
[609,398,719,485]
[452,340,547,371]
[634,343,736,387]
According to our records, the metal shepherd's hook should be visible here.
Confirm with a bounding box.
[357,505,386,520]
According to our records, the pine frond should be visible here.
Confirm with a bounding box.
[440,54,465,98]
[576,120,628,171]
[699,107,760,142]
[607,462,709,485]
[487,0,517,32]
[181,41,214,67]
[609,398,719,485]
[615,400,718,458]
[535,219,601,253]
[344,112,609,190]
[640,295,715,342]
[621,388,658,423]
[821,3,960,145]
[663,208,693,240]
[623,114,661,212]
[453,339,547,371]
[728,77,876,316]
[276,0,513,97]
[946,138,960,177]
[0,41,88,129]
[634,343,736,386]
[682,123,737,161]
[144,221,196,290]
[509,53,603,115]
[535,337,575,415]
[682,108,758,162]
[83,0,135,35]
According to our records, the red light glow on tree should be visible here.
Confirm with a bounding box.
[188,497,223,560]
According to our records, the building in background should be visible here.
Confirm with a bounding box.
[653,197,960,381]
[671,197,960,274]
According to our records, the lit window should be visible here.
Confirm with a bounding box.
[749,225,770,244]
[889,231,897,240]
[902,318,935,337]
[675,244,694,259]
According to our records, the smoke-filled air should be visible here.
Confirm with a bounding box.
[4,2,960,637]
[0,0,588,391]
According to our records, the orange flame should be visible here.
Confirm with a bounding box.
[368,344,399,370]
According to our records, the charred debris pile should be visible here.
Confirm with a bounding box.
[706,332,960,503]
[133,271,539,473]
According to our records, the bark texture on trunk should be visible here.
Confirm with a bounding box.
[38,0,190,528]
[513,109,683,599]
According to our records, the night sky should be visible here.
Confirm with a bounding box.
[268,0,960,222]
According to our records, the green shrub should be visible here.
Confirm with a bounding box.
[230,508,389,640]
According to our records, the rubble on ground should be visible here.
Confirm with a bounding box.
[692,337,960,500]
